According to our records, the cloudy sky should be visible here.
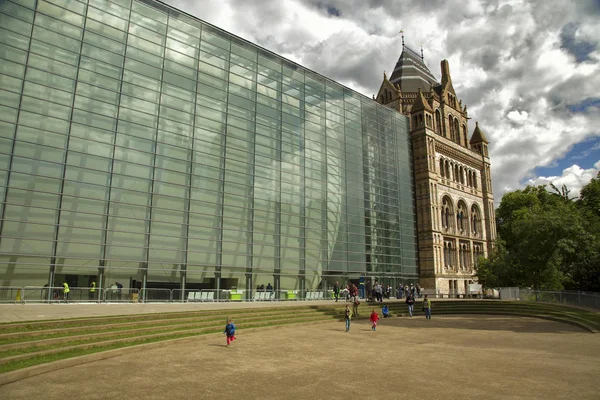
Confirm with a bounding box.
[164,0,600,203]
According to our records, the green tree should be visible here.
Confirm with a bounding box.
[479,185,592,289]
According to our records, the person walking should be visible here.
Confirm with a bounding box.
[406,293,415,317]
[369,309,379,331]
[423,294,432,319]
[345,304,352,332]
[333,281,340,302]
[116,282,123,301]
[89,280,96,301]
[352,296,360,318]
[62,281,70,303]
[223,317,237,346]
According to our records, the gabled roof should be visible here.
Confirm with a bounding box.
[470,121,489,144]
[411,88,433,113]
[389,46,439,93]
[375,71,399,100]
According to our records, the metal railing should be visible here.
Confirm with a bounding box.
[513,289,600,310]
[7,286,596,308]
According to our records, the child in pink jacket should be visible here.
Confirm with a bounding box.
[369,309,380,331]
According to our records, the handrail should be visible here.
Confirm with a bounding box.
[1,286,597,308]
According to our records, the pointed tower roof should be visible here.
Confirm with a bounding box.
[411,88,433,113]
[470,121,489,144]
[440,59,456,95]
[389,45,439,92]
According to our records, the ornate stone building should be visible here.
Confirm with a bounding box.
[375,45,497,295]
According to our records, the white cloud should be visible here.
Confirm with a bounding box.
[525,161,600,198]
[507,110,529,122]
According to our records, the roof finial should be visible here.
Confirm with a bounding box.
[420,45,424,61]
[399,29,405,49]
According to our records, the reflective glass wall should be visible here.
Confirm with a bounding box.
[0,0,417,293]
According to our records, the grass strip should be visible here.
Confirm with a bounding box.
[0,312,342,357]
[0,308,341,345]
[0,306,340,334]
[0,316,339,373]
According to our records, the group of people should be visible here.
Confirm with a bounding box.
[333,281,358,303]
[396,283,422,299]
[222,291,432,345]
[256,283,274,292]
[341,294,432,333]
[364,281,422,303]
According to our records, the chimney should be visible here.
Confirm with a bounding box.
[441,59,451,86]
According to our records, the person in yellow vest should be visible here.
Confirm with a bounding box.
[423,294,432,320]
[89,280,96,301]
[63,281,70,303]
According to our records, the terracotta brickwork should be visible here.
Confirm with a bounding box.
[375,52,496,295]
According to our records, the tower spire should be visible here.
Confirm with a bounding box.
[400,29,405,49]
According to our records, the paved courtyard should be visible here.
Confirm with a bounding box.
[1,315,598,399]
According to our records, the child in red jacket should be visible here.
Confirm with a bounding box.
[369,309,379,331]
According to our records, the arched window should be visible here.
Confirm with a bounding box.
[442,196,453,230]
[448,115,454,140]
[435,109,442,134]
[471,204,481,236]
[454,118,460,144]
[440,158,445,177]
[459,167,464,184]
[445,161,450,178]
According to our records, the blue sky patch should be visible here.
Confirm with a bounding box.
[568,97,600,113]
[560,22,597,63]
[528,137,600,182]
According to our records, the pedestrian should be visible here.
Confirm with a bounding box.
[223,317,236,346]
[416,284,421,299]
[406,293,415,317]
[345,304,352,332]
[423,294,432,319]
[333,281,340,302]
[62,281,70,303]
[352,296,360,318]
[366,279,372,302]
[370,309,379,331]
[382,304,390,318]
[345,284,351,302]
[116,282,123,301]
[89,280,96,301]
[376,282,383,302]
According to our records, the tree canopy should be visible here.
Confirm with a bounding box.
[476,172,600,291]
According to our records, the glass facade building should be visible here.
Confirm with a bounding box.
[0,0,417,295]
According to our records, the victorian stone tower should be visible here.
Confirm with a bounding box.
[375,44,497,295]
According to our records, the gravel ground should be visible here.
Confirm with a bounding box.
[1,315,598,400]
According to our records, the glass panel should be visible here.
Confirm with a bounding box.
[37,0,84,27]
[87,6,127,31]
